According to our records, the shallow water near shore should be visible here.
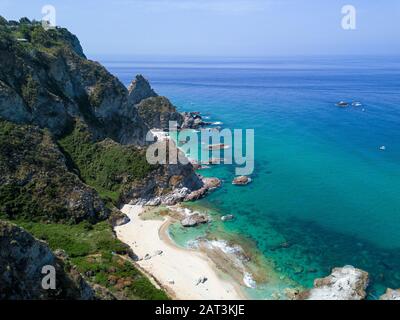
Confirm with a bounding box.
[102,56,400,299]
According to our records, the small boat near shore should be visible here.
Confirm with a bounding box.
[336,101,350,107]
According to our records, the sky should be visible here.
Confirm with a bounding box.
[1,0,400,57]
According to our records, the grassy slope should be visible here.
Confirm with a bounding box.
[0,18,167,300]
[0,120,167,299]
[58,121,155,204]
[16,220,168,300]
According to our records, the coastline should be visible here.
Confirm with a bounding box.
[115,204,247,300]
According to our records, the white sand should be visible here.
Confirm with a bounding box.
[114,204,244,300]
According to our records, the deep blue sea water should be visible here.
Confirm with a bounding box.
[101,56,400,298]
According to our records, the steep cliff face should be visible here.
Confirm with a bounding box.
[0,119,109,223]
[0,221,96,300]
[0,17,205,300]
[0,20,148,145]
[58,120,204,207]
[128,74,158,105]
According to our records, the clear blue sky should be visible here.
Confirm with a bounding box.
[1,0,400,57]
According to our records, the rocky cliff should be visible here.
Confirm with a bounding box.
[0,220,98,300]
[0,19,148,145]
[298,266,369,300]
[0,17,206,300]
[136,96,184,130]
[0,18,204,209]
[128,74,157,105]
[0,119,109,223]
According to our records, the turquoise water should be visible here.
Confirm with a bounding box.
[102,56,400,298]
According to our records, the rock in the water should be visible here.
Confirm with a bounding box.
[232,176,252,185]
[181,112,207,129]
[184,177,221,202]
[380,288,400,300]
[299,266,369,300]
[181,213,209,227]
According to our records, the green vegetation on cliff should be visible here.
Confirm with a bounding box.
[0,119,108,223]
[0,120,167,300]
[15,220,168,300]
[0,17,85,57]
[59,121,156,204]
[0,16,178,300]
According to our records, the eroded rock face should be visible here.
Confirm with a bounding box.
[0,221,95,300]
[299,266,369,300]
[184,177,221,202]
[108,208,130,227]
[0,120,109,223]
[380,288,400,300]
[128,74,157,105]
[0,24,149,145]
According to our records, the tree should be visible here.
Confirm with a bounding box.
[0,16,8,26]
[19,17,31,25]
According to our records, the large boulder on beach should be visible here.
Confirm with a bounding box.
[299,266,369,300]
[232,176,251,185]
[380,288,400,300]
[181,213,209,227]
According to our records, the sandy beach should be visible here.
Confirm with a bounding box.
[114,204,245,300]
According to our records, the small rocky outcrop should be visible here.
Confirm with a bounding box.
[0,221,96,300]
[136,96,184,130]
[379,288,400,300]
[128,74,158,105]
[181,112,208,129]
[108,208,130,227]
[181,213,209,227]
[184,177,221,202]
[299,266,369,300]
[232,176,252,185]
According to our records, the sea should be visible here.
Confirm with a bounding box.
[100,55,400,299]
